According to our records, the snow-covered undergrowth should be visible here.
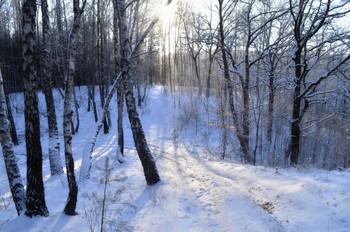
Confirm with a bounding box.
[0,86,349,232]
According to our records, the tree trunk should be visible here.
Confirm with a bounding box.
[290,42,302,166]
[117,81,124,155]
[63,0,85,215]
[80,72,122,180]
[242,51,250,163]
[206,54,214,98]
[21,0,49,217]
[41,0,64,176]
[124,78,160,184]
[73,86,80,133]
[0,68,26,215]
[113,1,124,155]
[116,0,160,185]
[290,84,301,165]
[4,82,19,145]
[217,0,250,163]
[267,66,275,143]
[97,0,109,134]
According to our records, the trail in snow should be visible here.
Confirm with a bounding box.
[0,86,349,232]
[138,139,284,232]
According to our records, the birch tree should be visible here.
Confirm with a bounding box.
[21,0,49,217]
[80,0,175,183]
[0,68,26,215]
[63,0,87,215]
[114,0,164,185]
[41,0,64,176]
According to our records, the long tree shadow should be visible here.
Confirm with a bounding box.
[117,183,163,225]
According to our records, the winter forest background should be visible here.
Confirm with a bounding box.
[0,0,350,230]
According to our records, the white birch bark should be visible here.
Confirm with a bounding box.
[63,0,86,215]
[116,0,160,185]
[21,0,49,217]
[0,68,26,215]
[41,0,64,176]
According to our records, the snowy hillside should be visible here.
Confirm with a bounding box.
[0,86,349,232]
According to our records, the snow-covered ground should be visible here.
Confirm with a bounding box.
[0,86,349,232]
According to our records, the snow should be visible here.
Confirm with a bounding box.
[1,86,350,232]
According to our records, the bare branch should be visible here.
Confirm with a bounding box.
[0,0,6,9]
[299,52,350,99]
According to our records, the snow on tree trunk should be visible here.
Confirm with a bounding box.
[116,0,160,185]
[0,68,26,215]
[41,0,64,176]
[21,0,49,217]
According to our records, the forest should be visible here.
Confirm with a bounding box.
[0,0,350,231]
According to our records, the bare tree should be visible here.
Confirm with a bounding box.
[180,9,204,96]
[288,0,350,165]
[217,0,247,161]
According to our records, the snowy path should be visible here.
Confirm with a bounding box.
[1,87,349,232]
[139,139,284,232]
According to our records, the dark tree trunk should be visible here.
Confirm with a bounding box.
[205,55,214,98]
[4,82,19,145]
[290,71,301,165]
[290,41,303,165]
[97,0,109,134]
[113,0,124,155]
[73,87,80,133]
[117,81,124,155]
[21,0,49,217]
[87,87,91,112]
[217,0,250,163]
[267,67,275,143]
[242,51,250,163]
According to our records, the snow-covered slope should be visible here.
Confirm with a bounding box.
[0,86,349,232]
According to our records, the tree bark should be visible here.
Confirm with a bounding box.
[117,81,124,154]
[113,1,124,155]
[116,0,160,185]
[21,0,49,217]
[63,0,86,215]
[41,0,64,176]
[4,81,19,145]
[0,68,26,215]
[217,0,250,163]
[267,53,275,143]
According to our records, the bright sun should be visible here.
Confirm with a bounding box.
[158,0,176,27]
